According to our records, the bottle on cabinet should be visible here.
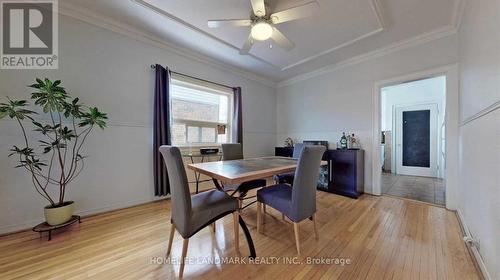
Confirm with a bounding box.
[350,133,358,149]
[338,132,359,150]
[340,132,348,149]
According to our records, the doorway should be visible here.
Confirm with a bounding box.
[379,76,446,205]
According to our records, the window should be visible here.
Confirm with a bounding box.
[170,75,233,146]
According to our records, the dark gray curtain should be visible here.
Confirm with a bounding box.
[232,87,243,144]
[153,64,171,196]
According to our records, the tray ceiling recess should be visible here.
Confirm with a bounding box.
[207,0,321,55]
[132,0,386,72]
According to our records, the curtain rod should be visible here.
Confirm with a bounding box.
[150,64,234,90]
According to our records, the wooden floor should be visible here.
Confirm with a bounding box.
[0,193,480,280]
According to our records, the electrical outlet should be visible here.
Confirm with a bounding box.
[463,235,480,249]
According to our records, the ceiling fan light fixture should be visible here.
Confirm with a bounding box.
[251,22,273,41]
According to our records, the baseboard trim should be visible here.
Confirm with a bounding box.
[456,209,492,280]
[0,196,167,235]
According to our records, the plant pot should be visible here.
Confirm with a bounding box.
[44,201,75,226]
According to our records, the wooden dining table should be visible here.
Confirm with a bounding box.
[187,156,326,258]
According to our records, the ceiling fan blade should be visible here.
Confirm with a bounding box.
[250,0,266,16]
[271,27,294,51]
[207,19,252,28]
[270,1,319,24]
[240,34,254,55]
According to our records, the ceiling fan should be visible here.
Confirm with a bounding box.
[207,0,319,54]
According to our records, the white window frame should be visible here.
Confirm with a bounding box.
[170,74,234,147]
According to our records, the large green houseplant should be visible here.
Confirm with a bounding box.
[0,78,107,225]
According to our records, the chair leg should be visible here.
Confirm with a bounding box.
[263,204,267,214]
[256,201,262,233]
[166,223,176,257]
[179,238,189,278]
[312,213,318,240]
[293,222,300,255]
[233,212,239,253]
[211,222,216,234]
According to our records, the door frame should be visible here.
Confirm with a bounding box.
[371,64,459,210]
[394,103,438,177]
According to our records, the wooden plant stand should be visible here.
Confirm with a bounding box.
[32,215,81,241]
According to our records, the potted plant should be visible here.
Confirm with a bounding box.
[0,78,107,225]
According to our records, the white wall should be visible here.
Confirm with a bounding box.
[381,76,446,177]
[0,15,276,233]
[381,76,446,131]
[457,0,500,278]
[276,34,458,194]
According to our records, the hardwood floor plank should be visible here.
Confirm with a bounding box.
[0,194,480,280]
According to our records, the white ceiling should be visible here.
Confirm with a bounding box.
[61,0,461,83]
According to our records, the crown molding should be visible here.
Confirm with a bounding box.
[280,0,386,71]
[131,0,280,70]
[277,0,464,87]
[57,0,465,90]
[451,0,466,30]
[133,0,387,74]
[370,0,387,29]
[58,2,277,88]
[280,28,383,71]
[277,25,458,87]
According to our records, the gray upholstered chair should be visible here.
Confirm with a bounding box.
[221,143,244,161]
[274,143,306,185]
[256,145,326,255]
[221,143,267,209]
[159,146,240,278]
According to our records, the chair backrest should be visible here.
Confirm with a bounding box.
[221,143,244,161]
[159,146,192,237]
[292,143,306,158]
[291,145,326,221]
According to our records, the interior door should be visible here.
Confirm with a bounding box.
[395,104,438,177]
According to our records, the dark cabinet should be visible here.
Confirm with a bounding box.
[275,146,330,189]
[275,147,294,157]
[274,147,364,199]
[329,149,364,198]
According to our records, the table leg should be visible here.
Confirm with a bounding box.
[48,230,52,241]
[197,156,206,193]
[189,156,201,194]
[239,216,256,259]
[212,178,256,258]
[212,178,224,192]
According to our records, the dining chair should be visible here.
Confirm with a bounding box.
[274,143,306,185]
[159,146,240,278]
[256,145,326,255]
[220,143,267,209]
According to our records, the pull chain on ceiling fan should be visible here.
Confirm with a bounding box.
[207,0,319,54]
